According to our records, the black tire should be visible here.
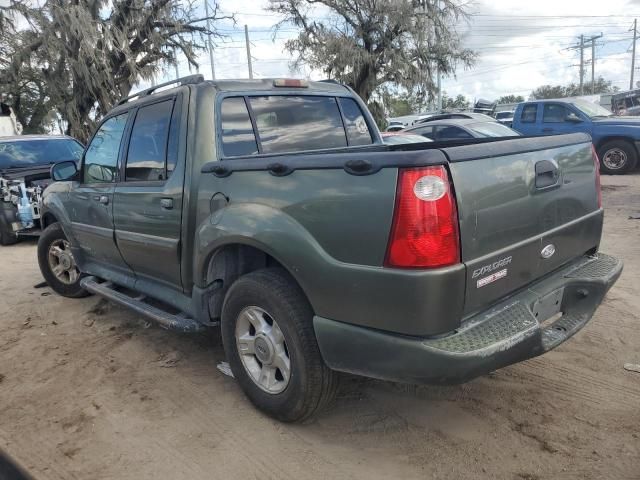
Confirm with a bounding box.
[37,223,89,298]
[0,223,18,245]
[598,140,638,175]
[0,203,18,246]
[221,268,338,422]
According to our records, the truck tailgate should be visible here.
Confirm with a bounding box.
[444,133,602,315]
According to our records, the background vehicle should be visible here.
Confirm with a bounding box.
[404,118,520,141]
[495,110,515,127]
[414,112,496,124]
[610,88,640,116]
[512,98,640,174]
[39,75,620,422]
[385,124,405,132]
[0,135,83,245]
[380,132,433,144]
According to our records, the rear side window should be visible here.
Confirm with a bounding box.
[126,100,174,181]
[436,126,473,140]
[520,104,538,123]
[338,98,373,146]
[410,125,435,139]
[248,96,347,154]
[220,97,259,157]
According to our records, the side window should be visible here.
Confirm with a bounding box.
[126,100,174,181]
[83,113,128,184]
[248,96,347,154]
[338,97,373,146]
[436,126,473,141]
[543,104,569,123]
[412,126,435,139]
[520,104,538,123]
[220,97,259,157]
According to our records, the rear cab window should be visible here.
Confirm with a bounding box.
[219,94,373,158]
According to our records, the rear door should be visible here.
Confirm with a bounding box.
[112,95,184,290]
[445,135,602,315]
[67,113,133,273]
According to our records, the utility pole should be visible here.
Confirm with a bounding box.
[245,25,253,79]
[569,34,602,95]
[631,19,637,90]
[204,0,216,79]
[579,35,584,95]
[588,34,603,93]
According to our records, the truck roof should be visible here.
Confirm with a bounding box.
[206,78,350,94]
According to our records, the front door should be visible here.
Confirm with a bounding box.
[112,96,184,290]
[67,113,132,274]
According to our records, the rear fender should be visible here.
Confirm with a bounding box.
[194,203,329,309]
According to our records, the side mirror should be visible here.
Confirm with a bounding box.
[51,161,78,181]
[566,113,583,123]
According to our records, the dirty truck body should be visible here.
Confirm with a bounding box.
[39,76,621,421]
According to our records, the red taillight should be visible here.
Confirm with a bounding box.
[592,145,602,209]
[385,166,460,268]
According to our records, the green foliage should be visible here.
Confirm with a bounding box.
[269,0,476,110]
[497,94,525,104]
[0,0,229,141]
[442,93,469,110]
[531,77,617,100]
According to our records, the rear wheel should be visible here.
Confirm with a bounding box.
[37,223,89,298]
[598,140,638,175]
[221,268,338,422]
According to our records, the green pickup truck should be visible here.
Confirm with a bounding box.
[38,75,622,422]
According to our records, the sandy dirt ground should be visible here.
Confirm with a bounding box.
[0,174,639,480]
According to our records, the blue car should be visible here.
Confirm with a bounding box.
[512,99,640,174]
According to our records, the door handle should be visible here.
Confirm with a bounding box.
[94,195,109,205]
[535,160,559,188]
[542,128,554,133]
[160,198,173,210]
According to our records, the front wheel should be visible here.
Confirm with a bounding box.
[598,140,638,175]
[221,268,338,422]
[37,223,89,298]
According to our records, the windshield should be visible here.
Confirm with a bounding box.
[0,138,84,169]
[570,100,613,118]
[466,122,520,137]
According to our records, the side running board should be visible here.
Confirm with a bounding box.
[80,276,205,333]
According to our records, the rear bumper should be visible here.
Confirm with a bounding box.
[314,253,622,385]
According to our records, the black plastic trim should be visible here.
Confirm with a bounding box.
[202,148,449,176]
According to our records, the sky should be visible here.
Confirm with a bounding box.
[141,0,640,103]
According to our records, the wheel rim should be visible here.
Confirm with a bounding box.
[235,306,291,394]
[602,148,628,170]
[47,239,80,285]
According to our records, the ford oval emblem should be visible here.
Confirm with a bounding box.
[541,244,556,259]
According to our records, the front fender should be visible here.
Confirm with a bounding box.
[41,181,76,243]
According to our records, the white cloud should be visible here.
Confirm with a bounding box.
[153,0,640,103]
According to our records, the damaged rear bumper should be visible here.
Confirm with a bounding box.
[314,253,622,385]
